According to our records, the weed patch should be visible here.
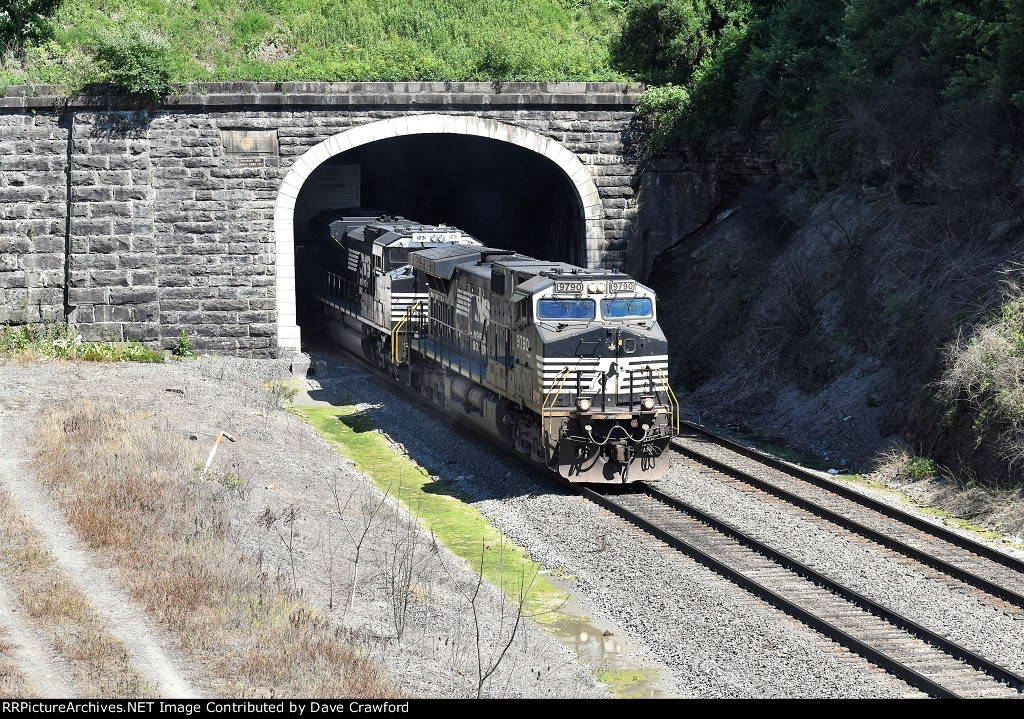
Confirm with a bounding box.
[0,324,162,363]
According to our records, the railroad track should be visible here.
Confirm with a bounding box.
[672,422,1024,611]
[582,483,1024,698]
[313,345,1024,695]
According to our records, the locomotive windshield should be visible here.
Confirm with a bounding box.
[601,298,653,319]
[537,299,595,320]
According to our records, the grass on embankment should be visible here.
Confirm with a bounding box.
[33,400,393,698]
[721,425,1016,544]
[831,470,1007,542]
[0,324,163,363]
[0,491,152,697]
[295,403,568,619]
[2,0,625,88]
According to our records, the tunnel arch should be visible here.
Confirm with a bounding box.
[272,114,605,354]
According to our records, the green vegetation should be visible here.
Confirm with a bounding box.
[596,667,661,699]
[92,22,174,101]
[612,0,747,85]
[939,288,1024,480]
[0,0,64,60]
[296,402,567,617]
[0,0,626,89]
[0,324,163,363]
[172,328,195,359]
[903,455,939,482]
[265,379,300,407]
[832,471,1008,542]
[629,0,1024,174]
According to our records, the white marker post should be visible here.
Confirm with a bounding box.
[202,431,237,477]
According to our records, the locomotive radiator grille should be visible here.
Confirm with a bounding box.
[389,293,429,325]
[540,356,669,393]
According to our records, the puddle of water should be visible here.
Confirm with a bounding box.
[542,575,671,698]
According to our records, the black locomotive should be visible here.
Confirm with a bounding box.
[300,212,677,483]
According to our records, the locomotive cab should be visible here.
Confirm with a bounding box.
[526,273,676,483]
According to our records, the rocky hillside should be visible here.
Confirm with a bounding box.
[648,174,1024,508]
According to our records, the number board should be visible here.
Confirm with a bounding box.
[411,232,463,243]
[609,280,636,293]
[554,281,585,294]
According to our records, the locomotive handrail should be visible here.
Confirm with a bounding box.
[391,301,422,365]
[541,366,572,467]
[650,366,680,435]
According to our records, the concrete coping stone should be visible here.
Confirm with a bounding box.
[0,82,641,111]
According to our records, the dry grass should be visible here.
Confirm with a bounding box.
[33,400,393,697]
[0,492,151,697]
[0,631,33,698]
[869,446,1024,539]
[938,277,1024,483]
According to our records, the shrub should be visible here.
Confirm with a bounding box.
[940,294,1024,429]
[611,0,749,85]
[938,278,1024,479]
[634,84,691,156]
[92,22,174,102]
[903,456,939,482]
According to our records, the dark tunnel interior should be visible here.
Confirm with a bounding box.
[293,133,587,331]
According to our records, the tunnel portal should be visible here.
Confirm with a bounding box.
[292,132,589,333]
[293,133,586,264]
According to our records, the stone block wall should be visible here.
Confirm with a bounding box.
[68,112,159,342]
[0,82,640,356]
[0,114,67,324]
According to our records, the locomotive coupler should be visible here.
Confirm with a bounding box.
[609,442,632,464]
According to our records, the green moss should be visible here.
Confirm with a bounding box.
[294,403,568,617]
[947,518,1002,539]
[596,668,661,699]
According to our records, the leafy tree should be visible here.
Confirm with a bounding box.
[0,0,63,60]
[612,0,750,84]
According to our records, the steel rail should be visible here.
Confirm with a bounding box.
[583,484,1024,699]
[677,420,1024,575]
[670,438,1024,610]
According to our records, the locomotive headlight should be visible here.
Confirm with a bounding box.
[576,397,592,413]
[640,396,656,411]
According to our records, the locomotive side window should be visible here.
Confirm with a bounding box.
[537,299,595,320]
[513,297,533,326]
[388,248,410,266]
[601,298,653,319]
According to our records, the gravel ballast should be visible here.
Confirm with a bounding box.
[308,347,921,698]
